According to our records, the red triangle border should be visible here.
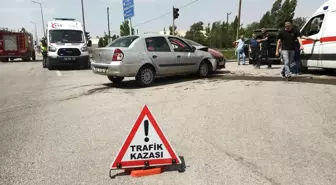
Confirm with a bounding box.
[111,105,181,169]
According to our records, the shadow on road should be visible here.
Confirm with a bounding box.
[1,59,42,63]
[62,70,336,101]
[210,75,336,85]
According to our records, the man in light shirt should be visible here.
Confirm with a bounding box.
[233,35,246,65]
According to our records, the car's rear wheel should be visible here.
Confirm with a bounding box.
[136,65,155,87]
[198,60,211,78]
[108,76,124,84]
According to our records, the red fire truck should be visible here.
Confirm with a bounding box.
[0,28,36,62]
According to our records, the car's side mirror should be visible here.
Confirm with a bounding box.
[87,40,92,47]
[191,46,196,52]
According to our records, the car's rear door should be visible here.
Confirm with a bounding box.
[144,36,178,75]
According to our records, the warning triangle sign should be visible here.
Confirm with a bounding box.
[111,105,181,169]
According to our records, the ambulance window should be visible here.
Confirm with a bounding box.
[301,14,325,36]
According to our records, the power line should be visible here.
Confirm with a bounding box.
[133,0,201,28]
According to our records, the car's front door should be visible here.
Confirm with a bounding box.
[145,36,177,75]
[168,37,198,73]
[300,14,325,68]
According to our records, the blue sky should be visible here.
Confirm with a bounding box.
[0,0,325,38]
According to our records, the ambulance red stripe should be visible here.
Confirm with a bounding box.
[302,36,336,45]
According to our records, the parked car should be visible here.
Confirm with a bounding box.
[91,34,220,87]
[183,39,226,69]
[244,28,281,65]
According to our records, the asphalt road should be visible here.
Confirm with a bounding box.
[1,61,336,185]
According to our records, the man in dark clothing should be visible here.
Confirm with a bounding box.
[249,34,261,68]
[276,22,302,78]
[257,28,271,69]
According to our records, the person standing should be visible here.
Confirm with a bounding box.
[233,35,246,65]
[257,28,271,69]
[40,37,48,68]
[249,34,260,68]
[276,22,303,78]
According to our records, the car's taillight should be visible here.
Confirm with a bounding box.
[112,48,124,61]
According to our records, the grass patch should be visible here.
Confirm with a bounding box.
[220,49,236,60]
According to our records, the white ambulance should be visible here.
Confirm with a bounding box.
[300,0,336,71]
[46,18,92,70]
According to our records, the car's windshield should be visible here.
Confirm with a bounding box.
[49,30,84,43]
[184,39,202,46]
[108,36,139,47]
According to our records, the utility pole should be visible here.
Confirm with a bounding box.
[107,7,111,40]
[172,6,175,36]
[129,18,132,35]
[31,1,45,37]
[30,21,38,45]
[226,12,231,49]
[236,0,242,40]
[81,0,86,33]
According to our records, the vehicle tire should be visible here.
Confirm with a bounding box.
[32,53,36,61]
[274,59,281,65]
[47,58,53,70]
[323,68,335,73]
[198,60,211,78]
[84,59,91,69]
[300,66,308,73]
[107,76,124,84]
[135,65,155,87]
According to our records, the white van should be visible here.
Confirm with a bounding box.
[300,0,336,71]
[46,18,92,70]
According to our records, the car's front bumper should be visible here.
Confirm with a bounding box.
[216,58,225,69]
[48,55,90,66]
[91,61,142,77]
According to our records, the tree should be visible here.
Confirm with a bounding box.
[276,0,292,28]
[259,11,272,28]
[98,38,104,48]
[293,17,307,29]
[270,0,282,27]
[120,20,134,36]
[184,22,207,45]
[245,22,260,37]
[169,25,177,35]
[112,34,118,41]
[163,27,167,35]
[289,0,297,21]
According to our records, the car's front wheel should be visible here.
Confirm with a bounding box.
[198,60,211,78]
[107,76,124,84]
[136,65,155,87]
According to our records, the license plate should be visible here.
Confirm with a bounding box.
[8,53,15,55]
[64,57,75,61]
[219,61,225,65]
[95,68,106,73]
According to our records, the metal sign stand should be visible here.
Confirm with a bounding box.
[129,18,132,36]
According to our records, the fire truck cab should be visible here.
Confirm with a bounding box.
[0,28,36,62]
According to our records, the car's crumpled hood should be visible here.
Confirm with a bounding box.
[192,45,224,59]
[207,48,224,59]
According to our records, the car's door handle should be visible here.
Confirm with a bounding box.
[177,55,181,58]
[152,55,157,59]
